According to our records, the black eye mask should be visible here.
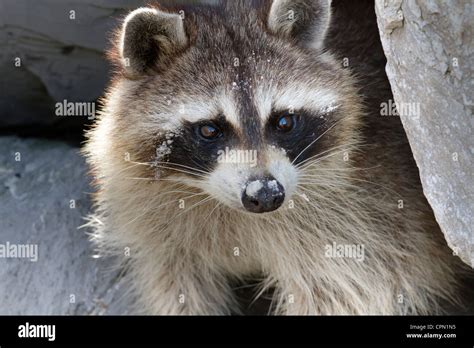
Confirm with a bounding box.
[158,114,239,176]
[264,109,334,166]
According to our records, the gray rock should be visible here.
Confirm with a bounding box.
[0,136,132,314]
[0,0,215,128]
[375,0,473,267]
[0,0,147,127]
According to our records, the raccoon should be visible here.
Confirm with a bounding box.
[83,0,470,314]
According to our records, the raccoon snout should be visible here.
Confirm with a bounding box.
[241,176,285,213]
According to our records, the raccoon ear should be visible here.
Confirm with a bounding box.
[119,7,188,76]
[267,0,332,50]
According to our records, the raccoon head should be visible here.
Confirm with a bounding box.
[109,0,361,214]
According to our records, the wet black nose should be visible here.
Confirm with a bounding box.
[241,176,285,213]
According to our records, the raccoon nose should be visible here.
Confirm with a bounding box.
[241,176,285,213]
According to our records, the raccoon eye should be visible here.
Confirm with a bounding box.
[276,114,295,132]
[198,123,221,140]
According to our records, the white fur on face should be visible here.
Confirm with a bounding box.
[254,83,341,122]
[274,85,340,114]
[143,80,338,212]
[185,145,298,213]
[265,146,299,201]
[195,162,251,210]
[149,90,240,131]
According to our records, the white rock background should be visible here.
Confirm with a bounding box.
[375,0,473,267]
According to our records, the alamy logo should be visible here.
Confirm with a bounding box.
[380,99,420,118]
[0,241,38,262]
[217,147,257,167]
[18,322,55,341]
[325,242,365,262]
[55,99,96,120]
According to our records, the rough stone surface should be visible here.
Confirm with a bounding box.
[0,136,132,314]
[0,0,214,128]
[0,0,146,127]
[375,0,473,267]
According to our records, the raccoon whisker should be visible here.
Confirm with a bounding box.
[295,189,369,228]
[297,147,359,172]
[295,183,359,205]
[152,164,209,179]
[157,176,204,183]
[299,141,371,170]
[291,118,346,165]
[190,158,212,174]
[296,142,360,170]
[155,178,206,186]
[341,176,405,199]
[153,160,211,175]
[297,180,363,192]
[295,141,361,169]
[294,187,349,223]
[125,177,204,185]
[294,187,370,232]
[297,180,377,207]
[98,162,149,181]
[203,201,221,222]
[155,189,204,195]
[127,160,155,167]
[300,141,374,169]
[127,159,210,177]
[300,164,382,173]
[299,170,365,182]
[296,183,387,224]
[298,173,404,199]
